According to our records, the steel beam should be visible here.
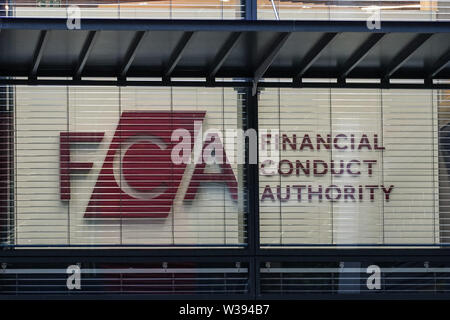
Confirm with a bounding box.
[119,31,147,79]
[0,78,447,89]
[29,30,49,79]
[2,18,450,33]
[208,32,242,82]
[339,33,385,80]
[383,33,433,80]
[294,33,337,82]
[253,32,291,95]
[163,32,194,81]
[429,48,450,79]
[74,31,99,80]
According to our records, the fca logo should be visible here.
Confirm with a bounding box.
[60,111,237,219]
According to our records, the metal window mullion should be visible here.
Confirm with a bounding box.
[242,0,257,20]
[245,87,259,254]
[244,86,259,297]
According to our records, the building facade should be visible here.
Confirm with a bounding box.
[0,0,449,299]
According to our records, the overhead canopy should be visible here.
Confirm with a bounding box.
[0,18,449,89]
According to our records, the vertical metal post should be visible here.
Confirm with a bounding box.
[243,87,259,297]
[245,87,259,254]
[242,0,257,20]
[239,0,258,292]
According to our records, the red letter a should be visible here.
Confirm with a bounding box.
[184,135,238,201]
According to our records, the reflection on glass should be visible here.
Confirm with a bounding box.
[258,0,446,21]
[0,0,244,19]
